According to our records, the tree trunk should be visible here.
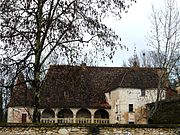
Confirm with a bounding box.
[0,89,3,122]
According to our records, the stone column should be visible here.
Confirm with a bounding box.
[71,109,78,123]
[89,109,96,123]
[91,114,94,123]
[39,109,44,122]
[73,114,76,123]
[54,109,59,123]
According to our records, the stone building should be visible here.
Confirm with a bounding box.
[7,64,164,124]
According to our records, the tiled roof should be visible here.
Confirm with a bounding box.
[9,64,160,109]
[39,65,160,109]
[110,67,160,90]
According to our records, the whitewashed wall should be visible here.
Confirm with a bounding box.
[7,107,33,123]
[106,88,165,124]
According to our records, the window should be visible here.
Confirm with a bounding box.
[116,116,119,121]
[129,104,133,112]
[116,114,121,122]
[115,104,118,113]
[141,89,145,96]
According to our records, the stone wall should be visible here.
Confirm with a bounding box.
[0,124,179,135]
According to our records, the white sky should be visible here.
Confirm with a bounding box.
[101,0,179,67]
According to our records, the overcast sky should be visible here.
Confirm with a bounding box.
[101,0,180,67]
[1,0,179,67]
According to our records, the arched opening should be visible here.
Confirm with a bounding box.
[57,109,73,118]
[94,109,109,124]
[94,109,109,119]
[57,109,73,123]
[41,108,55,118]
[41,108,55,123]
[76,108,91,123]
[76,108,91,118]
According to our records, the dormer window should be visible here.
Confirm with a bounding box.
[63,91,69,99]
[141,89,145,96]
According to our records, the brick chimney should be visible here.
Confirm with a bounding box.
[80,63,86,71]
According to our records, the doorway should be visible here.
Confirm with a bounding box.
[22,113,27,123]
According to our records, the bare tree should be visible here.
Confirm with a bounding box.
[127,55,140,67]
[0,0,136,122]
[147,0,180,121]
